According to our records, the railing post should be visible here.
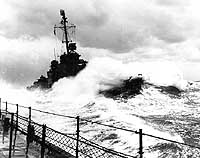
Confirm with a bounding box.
[5,101,7,115]
[138,129,143,158]
[28,106,31,122]
[13,104,19,150]
[76,116,80,158]
[26,106,32,156]
[41,124,46,158]
[0,98,1,118]
[9,113,14,158]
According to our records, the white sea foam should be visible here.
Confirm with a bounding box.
[0,56,198,157]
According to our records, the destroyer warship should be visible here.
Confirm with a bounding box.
[28,9,144,97]
[28,10,88,90]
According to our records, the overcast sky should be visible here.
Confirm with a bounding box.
[0,0,200,86]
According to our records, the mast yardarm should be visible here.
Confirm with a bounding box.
[54,9,76,53]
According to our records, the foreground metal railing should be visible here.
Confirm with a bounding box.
[1,98,200,158]
[0,98,139,158]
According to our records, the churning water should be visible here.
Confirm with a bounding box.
[0,57,200,157]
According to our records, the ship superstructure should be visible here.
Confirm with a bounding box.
[28,10,87,90]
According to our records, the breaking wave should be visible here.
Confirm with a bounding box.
[1,56,200,157]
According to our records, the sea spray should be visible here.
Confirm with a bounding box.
[0,56,197,157]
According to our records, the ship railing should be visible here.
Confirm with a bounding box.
[0,98,200,158]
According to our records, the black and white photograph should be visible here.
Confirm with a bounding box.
[0,0,200,157]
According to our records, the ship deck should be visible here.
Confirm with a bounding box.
[0,120,39,158]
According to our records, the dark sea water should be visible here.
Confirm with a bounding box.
[1,59,199,157]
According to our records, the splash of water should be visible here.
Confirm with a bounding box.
[1,57,198,157]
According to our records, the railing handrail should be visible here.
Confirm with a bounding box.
[1,110,137,158]
[1,100,139,158]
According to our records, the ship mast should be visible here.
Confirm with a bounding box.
[54,9,76,54]
[60,9,69,53]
